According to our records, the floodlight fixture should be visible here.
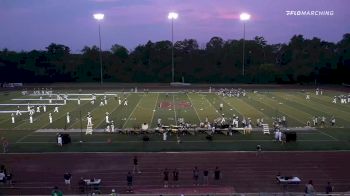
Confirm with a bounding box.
[93,13,104,21]
[168,12,178,20]
[240,13,251,21]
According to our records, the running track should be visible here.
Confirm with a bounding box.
[1,151,350,195]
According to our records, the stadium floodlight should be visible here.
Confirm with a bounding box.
[93,13,104,85]
[93,13,104,21]
[240,12,250,76]
[240,13,251,21]
[168,12,178,83]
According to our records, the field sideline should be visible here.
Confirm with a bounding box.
[0,88,350,152]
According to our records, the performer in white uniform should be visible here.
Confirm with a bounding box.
[36,106,40,113]
[66,112,70,124]
[49,113,53,124]
[105,112,110,124]
[16,106,22,116]
[111,121,115,132]
[11,113,15,124]
[29,114,33,124]
[87,114,93,126]
[54,106,59,113]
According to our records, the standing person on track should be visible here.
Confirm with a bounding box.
[126,171,133,193]
[78,177,86,193]
[163,168,169,188]
[256,144,262,156]
[173,168,179,187]
[133,156,141,174]
[193,166,200,186]
[2,137,9,153]
[305,180,316,195]
[203,169,209,185]
[213,166,221,184]
[325,182,334,195]
[63,172,72,187]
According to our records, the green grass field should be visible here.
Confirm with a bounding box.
[0,88,350,152]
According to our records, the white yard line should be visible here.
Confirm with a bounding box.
[172,94,177,125]
[16,132,34,143]
[317,130,339,141]
[149,93,159,126]
[122,95,143,129]
[186,93,202,122]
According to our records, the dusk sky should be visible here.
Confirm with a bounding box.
[0,0,349,53]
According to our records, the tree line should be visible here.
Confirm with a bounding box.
[0,34,349,84]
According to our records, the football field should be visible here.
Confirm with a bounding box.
[0,88,350,152]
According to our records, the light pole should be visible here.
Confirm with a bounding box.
[168,12,178,83]
[240,12,250,76]
[93,13,104,85]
